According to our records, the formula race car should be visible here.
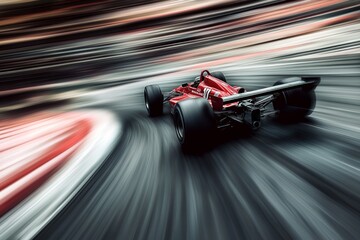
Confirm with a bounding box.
[144,70,320,147]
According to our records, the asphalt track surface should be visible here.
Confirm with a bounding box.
[34,73,360,240]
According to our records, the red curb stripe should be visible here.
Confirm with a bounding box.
[0,118,92,216]
[0,120,74,153]
[0,119,91,189]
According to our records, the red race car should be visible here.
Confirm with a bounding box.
[144,70,320,147]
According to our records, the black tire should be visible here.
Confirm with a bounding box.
[144,85,163,117]
[272,78,316,121]
[174,98,215,147]
[211,71,227,83]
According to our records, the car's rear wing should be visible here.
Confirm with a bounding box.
[211,77,321,110]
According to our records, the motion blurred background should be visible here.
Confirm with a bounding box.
[0,0,359,239]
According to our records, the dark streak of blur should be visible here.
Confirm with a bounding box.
[0,0,359,239]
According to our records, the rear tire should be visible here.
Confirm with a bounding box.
[272,78,316,121]
[144,85,163,117]
[211,71,227,83]
[174,98,215,147]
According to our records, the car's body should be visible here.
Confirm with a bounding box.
[144,70,320,147]
[168,71,243,110]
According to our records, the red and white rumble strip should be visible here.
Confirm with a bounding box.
[0,110,120,240]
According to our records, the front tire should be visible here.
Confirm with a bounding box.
[174,98,215,147]
[273,78,316,121]
[144,85,163,117]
